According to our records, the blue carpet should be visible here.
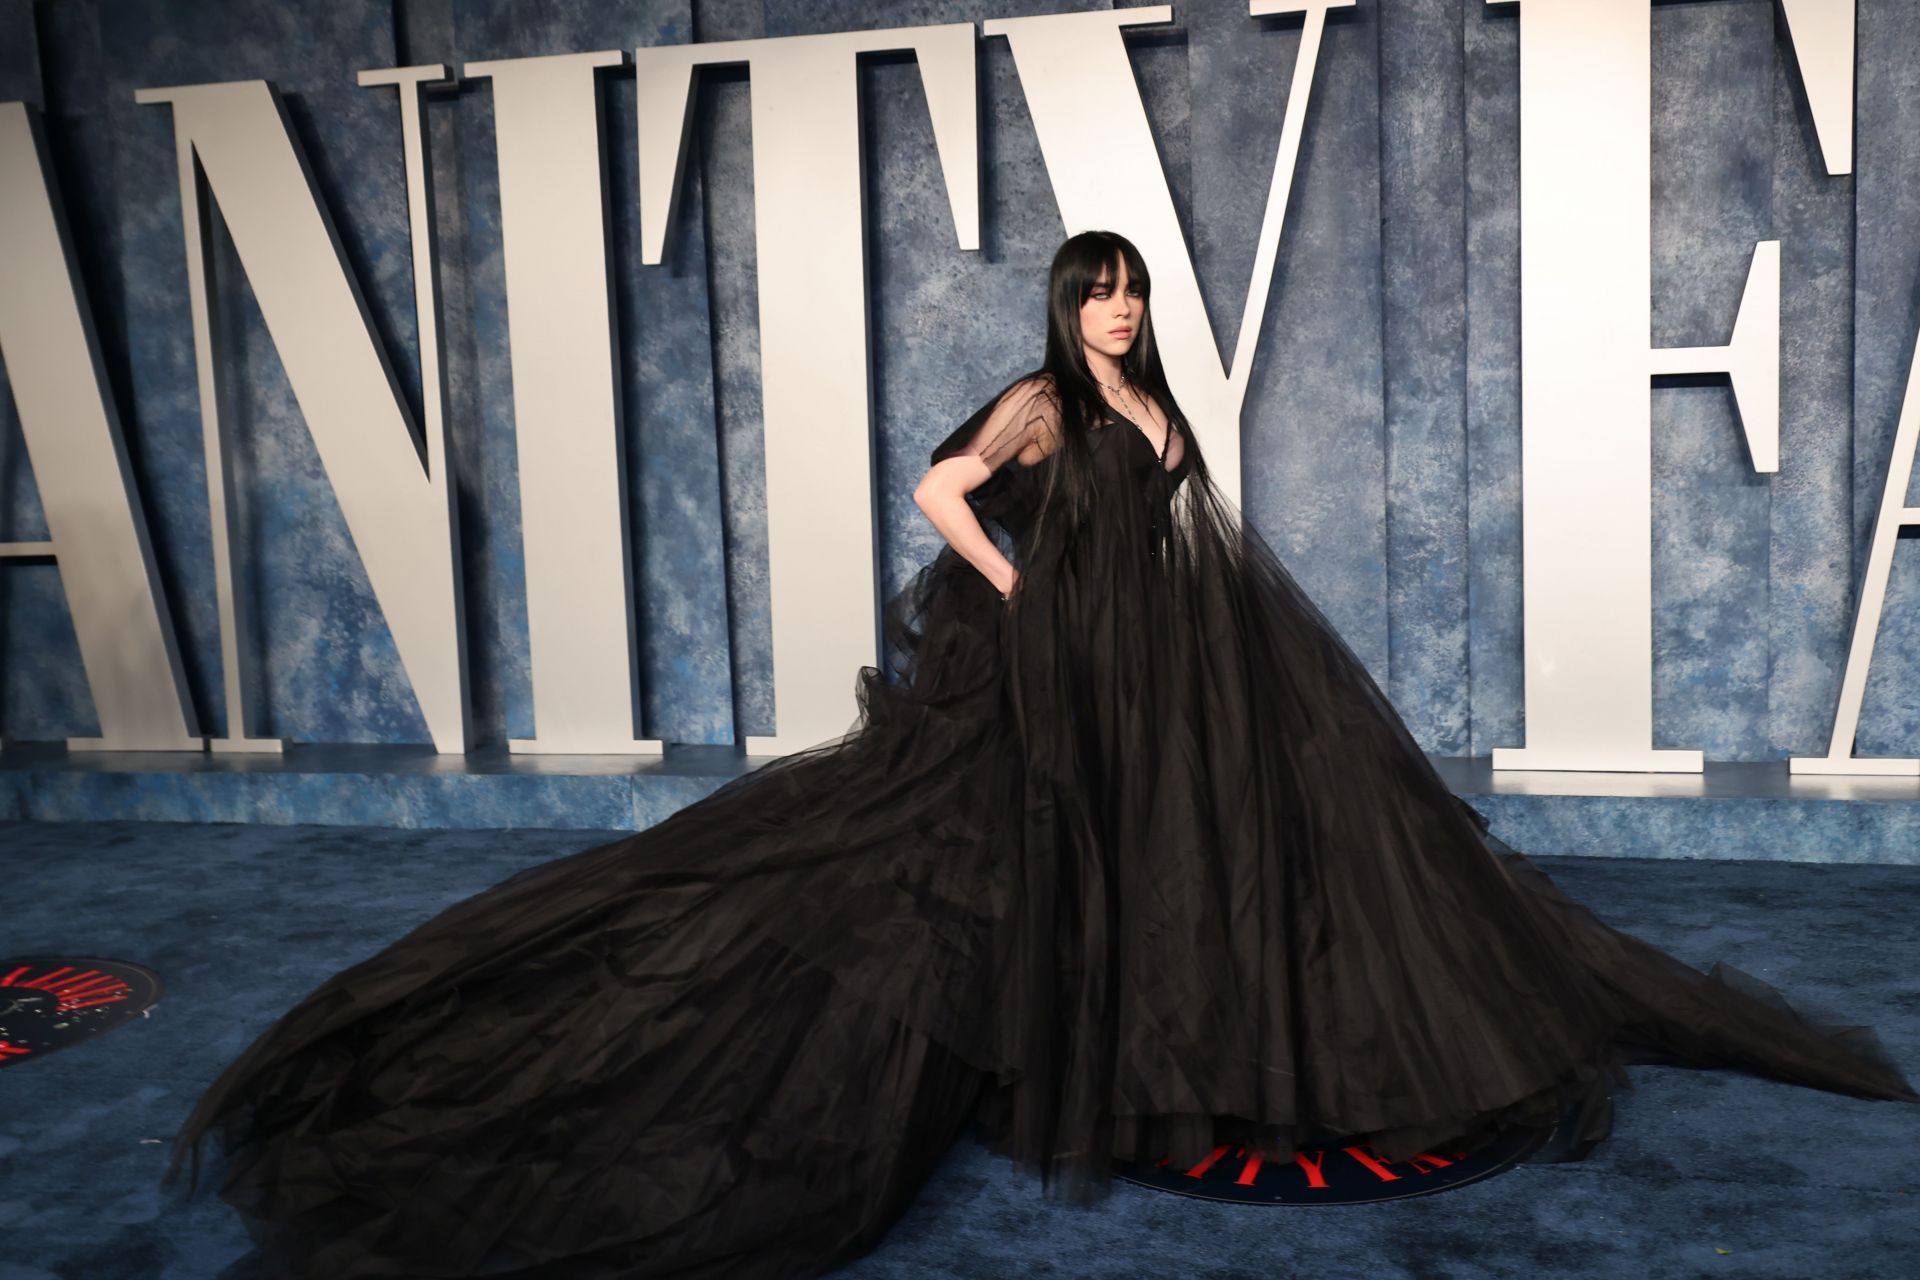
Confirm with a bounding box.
[1,819,1915,1279]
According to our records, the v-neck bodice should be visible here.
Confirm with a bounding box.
[1101,409,1180,474]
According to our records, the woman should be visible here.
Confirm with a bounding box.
[164,231,1918,1278]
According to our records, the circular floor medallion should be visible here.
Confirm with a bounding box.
[1111,1090,1597,1205]
[0,957,164,1068]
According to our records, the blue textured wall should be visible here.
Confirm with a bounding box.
[2,0,1918,762]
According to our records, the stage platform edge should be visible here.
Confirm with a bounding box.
[1,744,1916,864]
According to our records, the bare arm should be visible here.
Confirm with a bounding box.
[911,376,1059,598]
[914,453,1019,596]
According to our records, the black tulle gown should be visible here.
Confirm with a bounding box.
[164,372,1919,1278]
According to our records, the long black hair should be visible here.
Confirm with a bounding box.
[1023,230,1207,543]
